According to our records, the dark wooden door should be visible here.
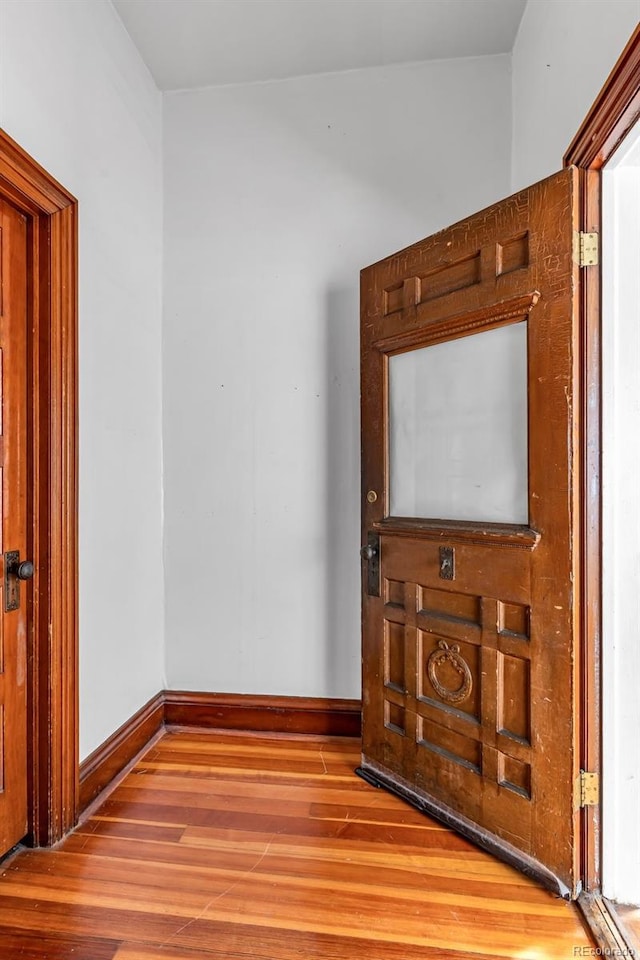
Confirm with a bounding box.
[360,169,582,897]
[0,197,29,855]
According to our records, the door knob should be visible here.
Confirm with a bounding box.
[4,551,34,612]
[16,560,34,581]
[361,533,380,597]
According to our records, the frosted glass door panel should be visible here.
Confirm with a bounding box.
[389,322,528,523]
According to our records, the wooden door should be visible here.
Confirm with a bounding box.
[0,197,29,855]
[360,169,582,898]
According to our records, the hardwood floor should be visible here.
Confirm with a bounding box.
[610,902,640,954]
[0,730,592,959]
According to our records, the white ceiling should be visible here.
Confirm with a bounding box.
[112,0,527,91]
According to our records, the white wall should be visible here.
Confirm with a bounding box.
[0,0,165,759]
[511,0,640,191]
[163,56,512,697]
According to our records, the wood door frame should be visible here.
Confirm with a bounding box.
[564,24,640,893]
[0,129,78,847]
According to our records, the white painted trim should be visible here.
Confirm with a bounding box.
[602,124,640,905]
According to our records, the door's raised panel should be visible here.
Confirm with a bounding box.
[495,731,531,768]
[383,620,405,693]
[374,232,537,336]
[374,571,534,801]
[415,695,481,741]
[418,715,482,774]
[384,577,405,609]
[382,251,483,317]
[384,700,406,737]
[496,232,530,277]
[382,537,532,603]
[418,611,482,647]
[497,652,531,744]
[498,752,532,799]
[419,252,482,305]
[419,585,481,624]
[498,600,530,640]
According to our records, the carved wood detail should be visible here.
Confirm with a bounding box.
[374,292,539,355]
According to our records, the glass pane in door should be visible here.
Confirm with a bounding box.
[388,322,528,523]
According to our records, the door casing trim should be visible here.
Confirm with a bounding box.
[565,24,640,895]
[0,128,78,846]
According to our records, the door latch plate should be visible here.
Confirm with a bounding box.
[363,532,380,597]
[4,550,19,612]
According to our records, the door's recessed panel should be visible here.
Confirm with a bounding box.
[418,586,481,624]
[389,322,528,523]
[384,620,405,693]
[498,753,531,800]
[497,652,531,744]
[417,716,481,773]
[384,700,406,736]
[498,600,530,640]
[384,578,405,609]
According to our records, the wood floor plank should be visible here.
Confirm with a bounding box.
[58,831,551,900]
[0,929,121,960]
[114,930,492,960]
[0,730,593,959]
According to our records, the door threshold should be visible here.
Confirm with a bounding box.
[577,893,639,958]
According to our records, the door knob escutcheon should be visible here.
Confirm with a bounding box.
[4,551,34,612]
[361,533,380,598]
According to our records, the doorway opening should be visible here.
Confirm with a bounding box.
[601,117,640,909]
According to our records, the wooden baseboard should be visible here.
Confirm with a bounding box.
[78,691,361,812]
[163,691,362,738]
[79,692,165,812]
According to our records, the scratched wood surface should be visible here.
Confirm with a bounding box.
[0,730,592,959]
[360,168,583,896]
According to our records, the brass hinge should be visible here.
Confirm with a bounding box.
[574,770,600,809]
[573,231,599,267]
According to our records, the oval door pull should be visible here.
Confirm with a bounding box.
[16,561,34,581]
[360,544,377,561]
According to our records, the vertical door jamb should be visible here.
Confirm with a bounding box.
[564,23,640,895]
